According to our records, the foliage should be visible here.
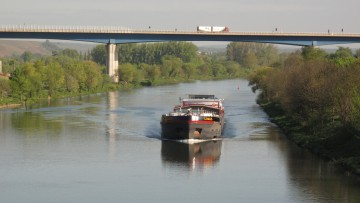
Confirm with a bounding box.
[301,46,327,60]
[119,63,142,83]
[249,45,360,175]
[118,42,198,65]
[226,42,279,68]
[250,46,360,136]
[1,41,262,105]
[0,78,11,99]
[6,53,109,104]
[91,45,106,65]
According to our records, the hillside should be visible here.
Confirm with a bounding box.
[0,40,51,57]
[0,40,96,57]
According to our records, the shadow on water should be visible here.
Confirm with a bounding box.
[161,140,222,171]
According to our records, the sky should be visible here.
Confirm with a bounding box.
[1,0,360,47]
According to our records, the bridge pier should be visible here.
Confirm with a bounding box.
[106,43,119,83]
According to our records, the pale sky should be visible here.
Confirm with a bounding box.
[2,0,359,33]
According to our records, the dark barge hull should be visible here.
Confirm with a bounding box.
[161,116,224,140]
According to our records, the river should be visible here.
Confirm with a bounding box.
[0,79,359,203]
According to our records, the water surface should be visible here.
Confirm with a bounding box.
[0,79,359,203]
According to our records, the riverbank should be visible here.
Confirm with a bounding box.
[0,76,240,109]
[258,98,360,177]
[0,103,21,109]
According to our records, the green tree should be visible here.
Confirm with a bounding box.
[41,61,65,97]
[83,61,103,90]
[59,49,81,59]
[119,63,138,83]
[226,42,278,67]
[332,47,353,58]
[140,63,161,82]
[301,46,327,60]
[10,63,43,102]
[161,56,183,77]
[224,61,241,77]
[64,74,79,93]
[64,61,86,92]
[21,51,33,62]
[91,45,106,65]
[244,52,258,69]
[182,63,197,79]
[211,63,226,78]
[0,78,11,99]
[197,64,210,77]
[119,44,136,63]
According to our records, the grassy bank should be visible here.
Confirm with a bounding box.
[258,98,360,177]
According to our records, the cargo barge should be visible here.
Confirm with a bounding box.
[161,94,224,140]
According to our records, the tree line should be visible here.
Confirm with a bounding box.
[88,42,255,84]
[1,41,269,105]
[0,40,311,106]
[248,46,360,174]
[1,52,111,105]
[250,46,360,134]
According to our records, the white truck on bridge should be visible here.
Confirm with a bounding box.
[197,26,229,33]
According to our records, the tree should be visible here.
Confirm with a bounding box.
[0,78,11,99]
[119,44,136,63]
[21,51,33,62]
[244,52,258,69]
[83,61,103,90]
[41,61,65,97]
[119,63,138,83]
[226,42,278,67]
[197,64,210,77]
[42,40,61,53]
[283,51,303,68]
[10,63,42,102]
[161,56,183,77]
[182,63,197,79]
[64,61,86,92]
[140,63,161,81]
[301,46,327,60]
[59,49,81,59]
[224,61,241,77]
[64,74,79,93]
[211,63,226,78]
[329,47,356,67]
[91,45,106,65]
[332,47,353,58]
[355,48,360,58]
[117,42,197,65]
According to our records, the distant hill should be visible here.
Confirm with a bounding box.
[0,40,51,57]
[0,40,96,57]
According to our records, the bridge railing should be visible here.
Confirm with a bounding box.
[1,25,360,37]
[0,25,137,33]
[0,25,197,34]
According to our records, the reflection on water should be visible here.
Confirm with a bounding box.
[161,140,222,171]
[106,91,120,159]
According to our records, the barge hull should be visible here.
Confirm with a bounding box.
[161,121,223,140]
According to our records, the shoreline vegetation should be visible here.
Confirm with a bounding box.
[249,46,360,177]
[1,41,268,107]
[1,41,360,177]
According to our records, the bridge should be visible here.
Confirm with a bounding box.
[2,25,360,82]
